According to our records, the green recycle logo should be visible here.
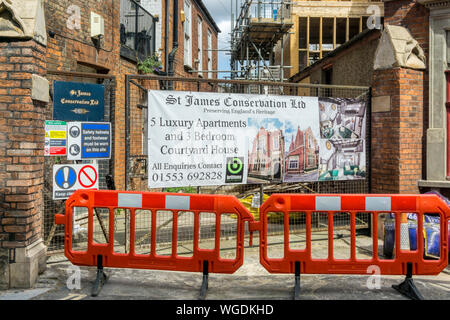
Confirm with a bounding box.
[228,158,243,174]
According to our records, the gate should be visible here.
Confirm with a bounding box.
[43,70,116,255]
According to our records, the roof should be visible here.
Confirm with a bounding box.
[290,28,381,83]
[194,0,221,34]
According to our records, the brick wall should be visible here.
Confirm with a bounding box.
[384,0,429,56]
[161,0,219,79]
[369,0,429,194]
[44,0,120,72]
[42,0,219,190]
[44,0,126,189]
[371,68,424,194]
[383,0,429,183]
[0,40,47,250]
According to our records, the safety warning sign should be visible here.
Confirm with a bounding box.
[67,122,111,160]
[78,165,98,188]
[53,164,99,200]
[45,120,67,156]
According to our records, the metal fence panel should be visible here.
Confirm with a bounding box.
[124,75,371,255]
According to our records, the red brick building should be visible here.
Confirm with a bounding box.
[248,127,285,180]
[304,127,319,171]
[285,127,318,175]
[0,0,219,289]
[286,129,305,175]
[161,0,220,78]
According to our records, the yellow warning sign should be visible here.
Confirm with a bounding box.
[50,131,67,139]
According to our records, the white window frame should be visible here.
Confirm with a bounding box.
[184,0,192,67]
[197,16,203,76]
[207,29,212,78]
[289,157,299,170]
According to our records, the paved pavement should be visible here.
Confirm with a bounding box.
[1,233,449,301]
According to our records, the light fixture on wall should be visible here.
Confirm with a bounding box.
[91,12,104,49]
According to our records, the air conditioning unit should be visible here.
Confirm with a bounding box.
[90,12,105,38]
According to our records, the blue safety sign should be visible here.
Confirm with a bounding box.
[67,122,111,160]
[81,123,111,159]
[55,166,77,189]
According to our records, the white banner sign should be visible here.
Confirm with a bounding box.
[147,90,321,188]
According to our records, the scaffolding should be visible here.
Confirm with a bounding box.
[231,0,293,84]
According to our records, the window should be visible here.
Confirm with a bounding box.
[207,29,213,78]
[308,155,316,167]
[120,0,156,61]
[273,135,279,151]
[184,0,192,67]
[258,136,266,154]
[308,135,314,149]
[197,17,203,76]
[289,157,299,170]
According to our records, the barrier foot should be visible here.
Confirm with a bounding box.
[294,261,301,300]
[92,255,108,297]
[392,263,424,300]
[199,261,209,300]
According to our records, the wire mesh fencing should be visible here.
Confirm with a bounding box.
[43,74,372,261]
[43,71,116,255]
[123,75,372,257]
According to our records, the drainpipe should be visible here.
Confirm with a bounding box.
[446,71,450,179]
[168,0,179,89]
[165,0,170,74]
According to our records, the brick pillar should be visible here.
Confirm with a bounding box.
[0,39,48,289]
[371,68,424,194]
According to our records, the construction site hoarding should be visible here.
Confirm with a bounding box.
[147,90,367,188]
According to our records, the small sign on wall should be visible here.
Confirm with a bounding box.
[53,81,105,122]
[67,122,111,160]
[372,96,391,113]
[53,164,99,200]
[45,120,67,156]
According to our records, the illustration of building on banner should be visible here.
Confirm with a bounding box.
[248,123,285,183]
[318,98,367,181]
[284,126,319,183]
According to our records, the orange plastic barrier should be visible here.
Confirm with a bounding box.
[55,189,254,297]
[253,194,450,299]
[254,194,449,276]
[55,191,450,300]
